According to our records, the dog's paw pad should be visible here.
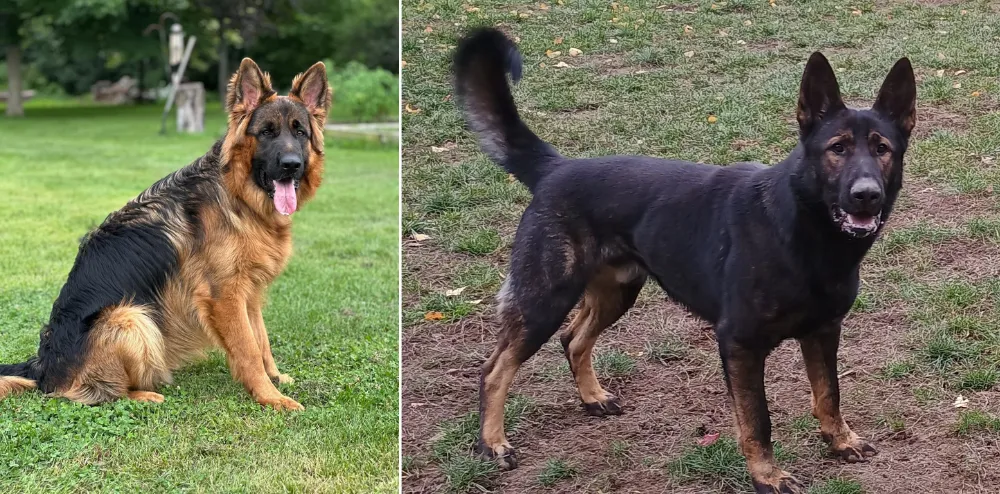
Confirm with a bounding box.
[583,394,623,417]
[475,440,518,470]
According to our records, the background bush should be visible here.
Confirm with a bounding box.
[327,61,398,123]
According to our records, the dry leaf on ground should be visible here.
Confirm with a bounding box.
[424,312,445,321]
[411,233,431,242]
[445,287,467,297]
[569,47,582,56]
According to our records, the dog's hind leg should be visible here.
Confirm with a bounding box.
[799,323,877,463]
[560,264,645,416]
[477,232,588,470]
[58,304,171,405]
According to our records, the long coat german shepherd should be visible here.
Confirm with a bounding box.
[454,29,916,493]
[0,58,330,411]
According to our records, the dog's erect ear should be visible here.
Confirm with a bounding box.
[290,61,332,117]
[797,52,846,137]
[227,58,275,114]
[873,57,916,138]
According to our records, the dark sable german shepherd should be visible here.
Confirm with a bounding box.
[0,58,330,411]
[454,29,915,492]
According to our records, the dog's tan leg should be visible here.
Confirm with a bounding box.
[209,295,302,411]
[246,293,292,384]
[127,390,165,403]
[721,339,803,494]
[799,324,876,462]
[559,267,643,416]
[476,337,523,470]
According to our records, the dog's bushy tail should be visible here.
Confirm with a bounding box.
[0,359,40,399]
[454,28,560,191]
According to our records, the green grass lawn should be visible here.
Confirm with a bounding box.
[402,0,1000,492]
[0,102,399,493]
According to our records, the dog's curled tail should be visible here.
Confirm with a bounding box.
[454,28,560,191]
[0,359,40,400]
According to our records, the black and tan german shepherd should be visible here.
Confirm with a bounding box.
[454,29,915,492]
[0,58,330,411]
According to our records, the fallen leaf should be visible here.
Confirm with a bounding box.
[445,287,467,297]
[736,39,746,45]
[634,69,647,74]
[935,69,945,77]
[684,25,694,34]
[955,69,967,75]
[851,9,861,15]
[519,12,529,18]
[953,82,962,89]
[983,156,995,165]
[469,299,483,305]
[568,47,582,56]
[554,36,563,44]
[710,3,718,9]
[404,103,421,114]
[698,432,720,446]
[554,61,571,68]
[507,173,516,183]
[431,142,457,153]
[719,30,728,37]
[539,2,549,9]
[424,311,444,321]
[954,395,969,408]
[401,60,408,68]
[424,26,433,33]
[972,91,982,97]
[684,50,695,58]
[961,9,968,14]
[443,94,452,102]
[545,49,561,58]
[707,115,717,123]
[743,20,752,26]
[412,233,431,242]
[937,52,946,60]
[609,38,618,44]
[465,6,479,12]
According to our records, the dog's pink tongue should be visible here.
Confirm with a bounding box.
[273,180,297,215]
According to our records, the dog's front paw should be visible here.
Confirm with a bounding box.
[828,434,878,463]
[582,393,623,417]
[258,394,304,411]
[475,439,518,470]
[752,470,804,494]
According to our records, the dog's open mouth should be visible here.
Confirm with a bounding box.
[832,206,880,238]
[270,178,299,216]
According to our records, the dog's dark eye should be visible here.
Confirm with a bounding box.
[260,128,274,137]
[830,143,846,155]
[296,128,307,137]
[876,143,889,155]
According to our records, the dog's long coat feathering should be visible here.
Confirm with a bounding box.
[455,28,915,493]
[0,58,331,411]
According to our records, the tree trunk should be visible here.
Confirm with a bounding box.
[217,30,228,106]
[5,45,24,117]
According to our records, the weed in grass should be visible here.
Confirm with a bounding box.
[668,437,794,491]
[455,228,502,255]
[880,360,914,380]
[877,413,906,434]
[912,386,939,407]
[966,217,1000,243]
[921,332,975,369]
[441,456,498,493]
[454,262,503,294]
[594,349,638,379]
[645,337,687,364]
[809,478,864,494]
[789,414,820,436]
[956,411,1000,436]
[957,368,999,392]
[606,440,633,468]
[537,458,578,487]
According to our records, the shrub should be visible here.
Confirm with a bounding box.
[326,60,397,122]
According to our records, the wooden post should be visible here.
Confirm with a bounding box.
[159,35,196,135]
[175,82,205,133]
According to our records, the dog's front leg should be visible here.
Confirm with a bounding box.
[209,295,303,411]
[799,323,876,462]
[247,293,294,385]
[719,338,803,494]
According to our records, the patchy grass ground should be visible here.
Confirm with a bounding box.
[401,0,1000,492]
[0,102,399,493]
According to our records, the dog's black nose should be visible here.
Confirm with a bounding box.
[850,178,883,210]
[279,154,302,172]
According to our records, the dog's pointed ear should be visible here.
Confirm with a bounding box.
[797,52,846,136]
[872,57,916,138]
[227,58,275,114]
[290,61,332,118]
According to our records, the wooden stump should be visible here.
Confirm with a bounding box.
[175,82,205,133]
